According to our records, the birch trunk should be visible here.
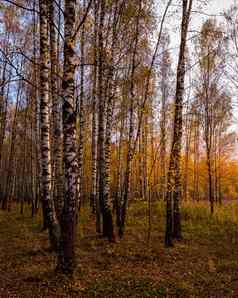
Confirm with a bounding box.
[118,2,141,237]
[160,88,167,201]
[165,0,193,246]
[77,0,85,210]
[57,0,78,274]
[49,1,63,220]
[39,0,60,251]
[91,0,100,232]
[96,0,115,241]
[193,114,200,201]
[91,37,97,214]
[102,2,119,242]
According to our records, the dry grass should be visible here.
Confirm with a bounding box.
[0,200,238,297]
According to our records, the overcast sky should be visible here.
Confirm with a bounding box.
[191,0,234,28]
[195,0,238,127]
[209,0,234,13]
[158,0,238,127]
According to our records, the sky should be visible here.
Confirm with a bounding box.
[191,0,234,29]
[209,0,234,13]
[157,1,234,76]
[193,0,238,135]
[165,0,234,49]
[193,0,238,125]
[161,0,238,129]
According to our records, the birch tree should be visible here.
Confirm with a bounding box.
[57,0,78,274]
[39,0,60,251]
[165,0,193,247]
[49,0,63,220]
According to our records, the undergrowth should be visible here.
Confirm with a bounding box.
[0,200,238,297]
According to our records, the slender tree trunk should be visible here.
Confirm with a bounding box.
[206,146,214,214]
[96,0,115,241]
[102,2,119,241]
[57,0,78,274]
[39,0,60,252]
[21,98,29,214]
[0,62,7,174]
[91,0,101,233]
[183,113,192,201]
[2,78,22,210]
[49,1,63,220]
[118,1,141,238]
[214,132,218,203]
[165,0,193,246]
[193,115,200,201]
[77,0,86,211]
[217,128,222,204]
[139,130,144,199]
[91,30,97,214]
[115,97,125,227]
[96,0,106,237]
[160,89,167,201]
[103,76,115,241]
[143,116,148,200]
[0,64,10,179]
[32,0,41,217]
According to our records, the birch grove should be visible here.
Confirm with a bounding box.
[0,0,238,278]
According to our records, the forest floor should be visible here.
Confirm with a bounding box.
[1,201,238,297]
